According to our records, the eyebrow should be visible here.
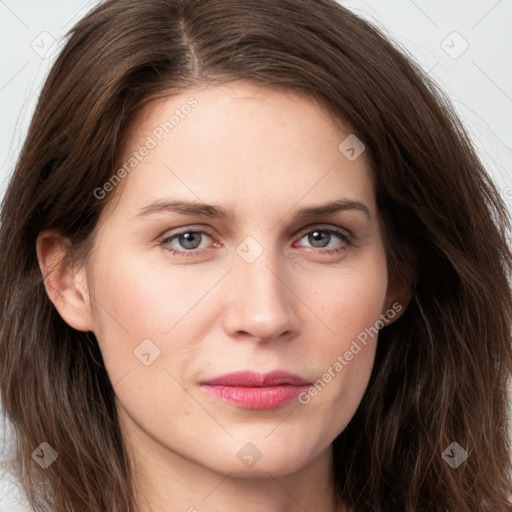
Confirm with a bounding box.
[135,198,371,222]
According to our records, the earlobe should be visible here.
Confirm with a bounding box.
[383,299,407,326]
[383,275,411,326]
[36,230,95,332]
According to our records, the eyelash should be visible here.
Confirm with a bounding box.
[159,225,353,257]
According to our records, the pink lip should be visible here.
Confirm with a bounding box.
[199,370,311,410]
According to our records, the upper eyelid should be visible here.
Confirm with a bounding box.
[295,223,352,238]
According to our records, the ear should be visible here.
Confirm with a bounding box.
[382,271,411,326]
[36,230,95,332]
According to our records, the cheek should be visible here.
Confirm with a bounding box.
[293,251,388,419]
[90,244,207,333]
[86,245,220,381]
[303,255,388,351]
[312,277,384,384]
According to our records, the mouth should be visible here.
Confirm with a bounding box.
[199,370,312,410]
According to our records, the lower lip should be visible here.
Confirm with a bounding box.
[200,384,310,410]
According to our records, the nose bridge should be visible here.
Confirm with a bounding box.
[222,234,294,341]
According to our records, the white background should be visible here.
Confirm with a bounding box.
[0,1,511,510]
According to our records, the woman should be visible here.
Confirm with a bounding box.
[1,0,511,511]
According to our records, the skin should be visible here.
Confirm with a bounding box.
[37,81,407,512]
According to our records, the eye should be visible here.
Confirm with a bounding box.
[295,226,353,256]
[159,225,353,257]
[160,227,215,256]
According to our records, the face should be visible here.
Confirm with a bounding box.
[72,82,402,478]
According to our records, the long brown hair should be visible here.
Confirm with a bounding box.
[1,0,511,510]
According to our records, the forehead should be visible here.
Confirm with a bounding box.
[102,81,376,222]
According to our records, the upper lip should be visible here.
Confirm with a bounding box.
[199,370,311,387]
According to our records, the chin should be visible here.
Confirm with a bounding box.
[214,442,315,478]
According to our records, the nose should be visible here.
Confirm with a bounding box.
[220,245,297,344]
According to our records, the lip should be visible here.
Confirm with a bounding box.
[199,370,312,410]
[200,370,311,387]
